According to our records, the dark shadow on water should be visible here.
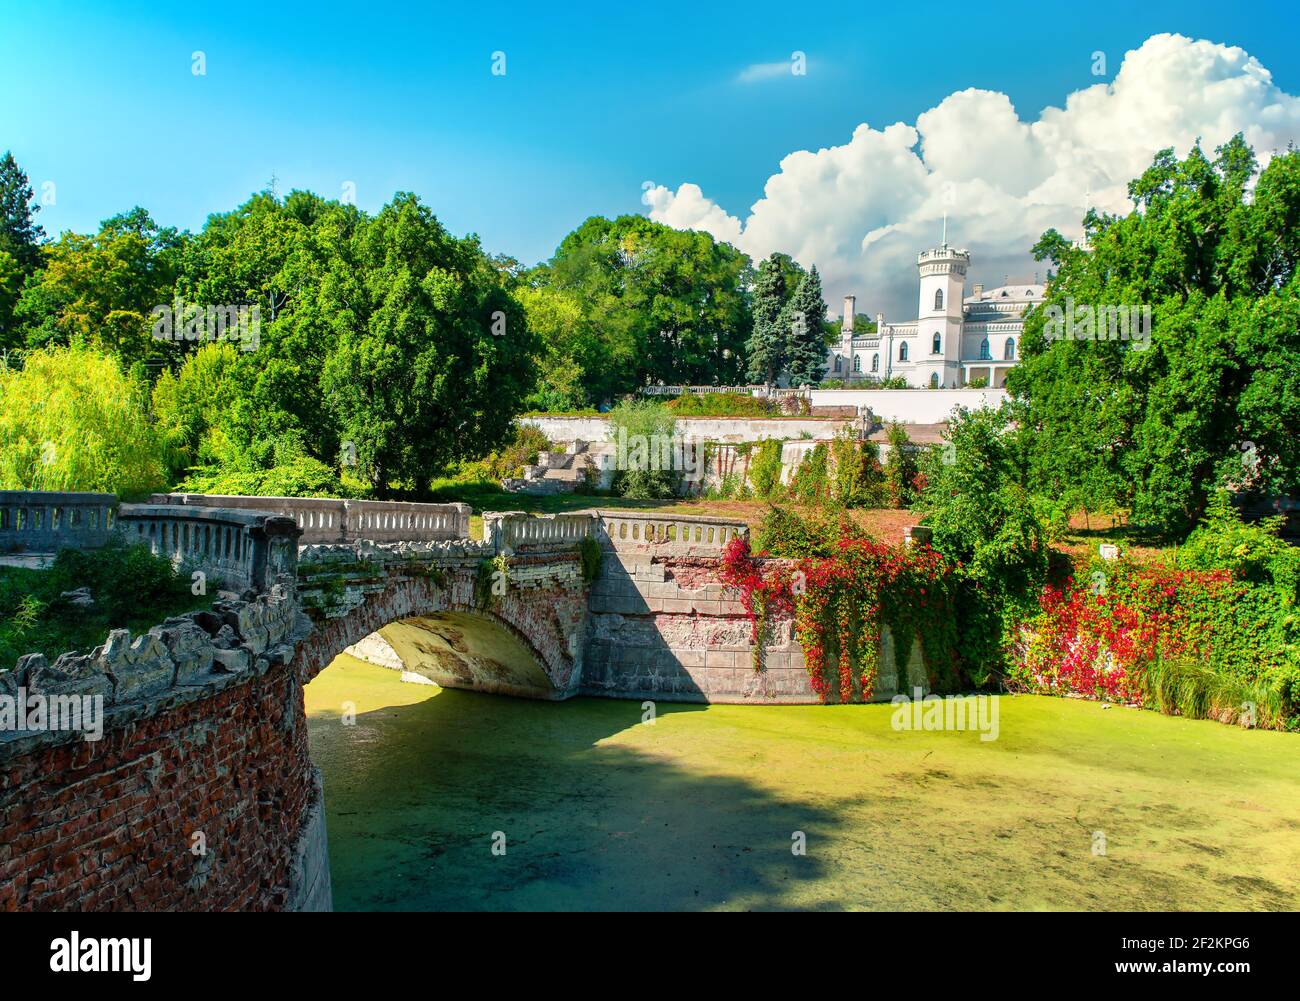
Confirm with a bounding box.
[308,688,842,911]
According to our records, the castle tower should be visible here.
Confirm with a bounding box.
[916,235,968,386]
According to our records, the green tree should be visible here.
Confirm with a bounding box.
[1009,137,1300,533]
[14,208,184,368]
[538,215,753,400]
[785,265,829,385]
[883,422,918,507]
[915,406,1048,684]
[0,345,166,496]
[318,193,537,496]
[0,151,46,348]
[747,253,789,385]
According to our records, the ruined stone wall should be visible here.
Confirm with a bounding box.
[0,588,324,911]
[582,551,928,704]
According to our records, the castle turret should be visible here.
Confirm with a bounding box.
[917,242,968,385]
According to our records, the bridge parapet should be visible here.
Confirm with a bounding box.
[118,503,301,593]
[594,510,747,556]
[149,493,470,545]
[482,510,596,553]
[0,490,119,555]
[480,509,749,558]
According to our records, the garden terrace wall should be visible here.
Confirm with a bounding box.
[523,414,860,445]
[807,387,1008,424]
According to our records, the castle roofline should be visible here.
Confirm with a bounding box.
[918,244,970,264]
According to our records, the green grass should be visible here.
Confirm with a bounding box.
[307,656,1300,911]
[1141,656,1291,730]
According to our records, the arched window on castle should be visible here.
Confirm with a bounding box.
[871,353,879,372]
[852,355,861,373]
[979,337,991,360]
[899,342,909,361]
[932,332,941,354]
[834,354,843,372]
[1004,337,1016,360]
[930,372,940,388]
[934,288,944,310]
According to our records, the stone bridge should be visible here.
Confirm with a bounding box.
[0,491,929,913]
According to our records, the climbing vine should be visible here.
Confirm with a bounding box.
[720,532,962,702]
[574,536,602,584]
[748,438,785,499]
[475,553,511,610]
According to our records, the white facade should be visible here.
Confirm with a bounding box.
[828,245,1044,388]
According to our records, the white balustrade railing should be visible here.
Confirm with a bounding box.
[150,494,470,544]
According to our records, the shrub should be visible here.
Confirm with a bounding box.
[665,392,771,417]
[829,427,886,507]
[449,421,553,484]
[788,443,830,504]
[1177,491,1300,602]
[752,505,852,560]
[883,422,918,507]
[176,455,357,498]
[748,438,785,499]
[606,401,679,499]
[574,536,602,584]
[0,538,205,668]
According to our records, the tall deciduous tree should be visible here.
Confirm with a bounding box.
[1009,136,1300,533]
[14,208,183,367]
[537,215,752,400]
[318,193,537,496]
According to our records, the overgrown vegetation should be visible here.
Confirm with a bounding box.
[1009,137,1300,534]
[574,536,602,584]
[606,401,679,499]
[1008,494,1300,728]
[723,508,963,700]
[0,539,208,668]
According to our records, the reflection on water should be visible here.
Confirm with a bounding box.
[305,655,1300,911]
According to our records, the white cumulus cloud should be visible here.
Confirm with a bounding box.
[644,33,1300,321]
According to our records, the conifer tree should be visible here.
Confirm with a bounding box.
[785,265,828,386]
[745,253,787,385]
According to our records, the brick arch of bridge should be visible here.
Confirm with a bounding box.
[291,564,589,699]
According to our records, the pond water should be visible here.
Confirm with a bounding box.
[305,655,1300,911]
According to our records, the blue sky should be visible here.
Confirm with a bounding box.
[3,0,1299,273]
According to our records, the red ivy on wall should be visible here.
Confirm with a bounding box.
[720,535,959,703]
[1010,562,1240,702]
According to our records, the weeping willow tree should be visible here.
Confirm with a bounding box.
[0,345,166,496]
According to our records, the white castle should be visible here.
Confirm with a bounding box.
[827,241,1043,388]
